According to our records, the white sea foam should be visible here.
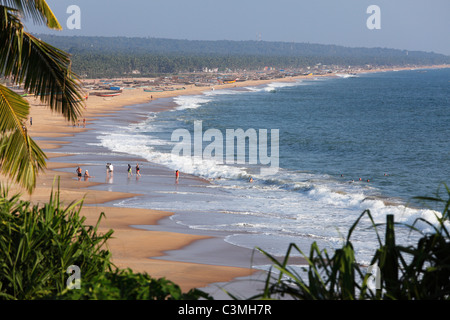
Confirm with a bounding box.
[171,80,304,112]
[97,125,249,180]
[172,95,212,110]
[335,73,359,78]
[172,86,261,110]
[244,80,303,93]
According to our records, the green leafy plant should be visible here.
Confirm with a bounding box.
[253,184,450,300]
[53,268,211,300]
[0,183,211,300]
[0,183,112,299]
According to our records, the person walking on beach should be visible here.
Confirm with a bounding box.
[136,163,141,176]
[109,163,114,175]
[175,170,179,183]
[127,164,132,177]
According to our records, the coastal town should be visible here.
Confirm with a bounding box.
[2,62,439,99]
[78,63,398,97]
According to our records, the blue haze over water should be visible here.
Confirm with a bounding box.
[98,68,450,265]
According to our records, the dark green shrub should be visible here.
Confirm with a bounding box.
[0,185,112,300]
[53,268,210,300]
[0,184,210,300]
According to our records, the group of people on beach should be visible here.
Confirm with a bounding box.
[76,163,182,183]
[127,163,141,177]
[76,166,93,181]
[106,162,141,178]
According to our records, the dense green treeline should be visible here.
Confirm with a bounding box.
[69,53,364,78]
[71,53,449,79]
[35,34,450,78]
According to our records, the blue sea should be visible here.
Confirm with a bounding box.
[97,68,450,265]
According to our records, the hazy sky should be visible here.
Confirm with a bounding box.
[25,0,450,55]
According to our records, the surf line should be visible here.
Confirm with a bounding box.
[171,120,279,176]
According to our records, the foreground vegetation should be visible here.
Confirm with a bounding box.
[0,185,210,300]
[253,184,450,300]
[0,183,449,300]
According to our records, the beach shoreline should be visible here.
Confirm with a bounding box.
[4,63,449,298]
[16,70,313,295]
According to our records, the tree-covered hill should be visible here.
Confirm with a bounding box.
[34,34,450,78]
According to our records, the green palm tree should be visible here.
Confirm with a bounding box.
[0,0,84,193]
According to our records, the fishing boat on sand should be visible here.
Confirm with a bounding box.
[144,88,164,92]
[96,90,122,97]
[222,79,236,84]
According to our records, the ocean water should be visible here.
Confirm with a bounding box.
[97,68,450,265]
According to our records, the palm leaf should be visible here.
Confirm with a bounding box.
[0,0,61,29]
[0,6,84,123]
[0,129,47,193]
[0,4,83,193]
[0,83,28,132]
[0,85,47,193]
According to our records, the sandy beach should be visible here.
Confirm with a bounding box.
[2,64,448,298]
[5,74,308,296]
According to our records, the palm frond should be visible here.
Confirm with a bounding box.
[0,0,61,29]
[0,83,28,132]
[0,129,47,193]
[0,85,47,193]
[0,6,84,123]
[0,3,84,193]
